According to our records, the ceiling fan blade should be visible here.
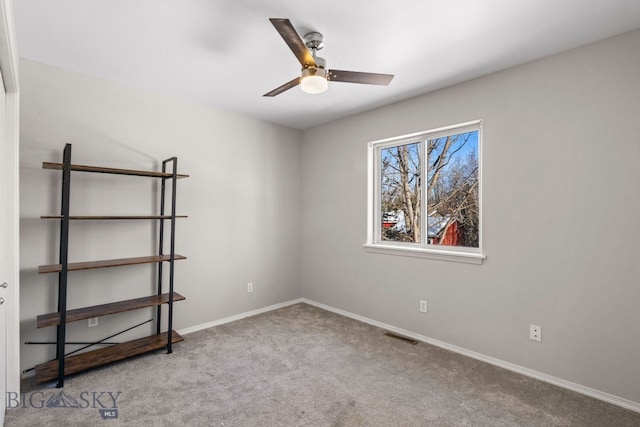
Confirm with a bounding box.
[328,70,394,86]
[269,18,316,68]
[263,77,300,97]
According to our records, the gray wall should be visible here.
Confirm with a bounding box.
[19,59,302,372]
[301,29,640,404]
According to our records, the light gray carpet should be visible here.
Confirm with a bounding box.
[6,303,640,426]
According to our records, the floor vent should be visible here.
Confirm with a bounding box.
[384,331,419,345]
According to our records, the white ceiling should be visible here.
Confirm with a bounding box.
[14,1,640,130]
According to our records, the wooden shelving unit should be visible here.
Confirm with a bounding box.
[36,293,186,328]
[35,331,184,383]
[41,215,188,220]
[38,254,187,274]
[42,161,190,179]
[34,144,188,387]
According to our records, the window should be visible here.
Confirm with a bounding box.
[365,121,484,264]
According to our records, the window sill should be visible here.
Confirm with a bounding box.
[363,243,485,265]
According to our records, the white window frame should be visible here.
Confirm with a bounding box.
[364,120,485,264]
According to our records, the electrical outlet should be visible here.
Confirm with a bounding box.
[419,300,427,313]
[88,317,99,327]
[247,282,253,293]
[529,324,541,342]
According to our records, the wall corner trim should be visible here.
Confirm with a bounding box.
[177,298,304,336]
[301,298,640,414]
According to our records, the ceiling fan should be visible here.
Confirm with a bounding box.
[264,18,394,97]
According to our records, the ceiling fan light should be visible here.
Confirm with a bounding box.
[300,67,328,94]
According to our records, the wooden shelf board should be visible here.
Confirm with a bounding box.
[37,292,186,328]
[42,162,189,179]
[34,330,184,383]
[38,254,187,274]
[41,215,188,220]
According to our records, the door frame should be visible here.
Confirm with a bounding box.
[0,0,21,397]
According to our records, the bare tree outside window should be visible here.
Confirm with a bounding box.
[427,131,479,248]
[379,130,479,248]
[381,142,421,242]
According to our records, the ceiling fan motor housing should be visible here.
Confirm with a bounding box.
[307,55,326,70]
[302,65,327,80]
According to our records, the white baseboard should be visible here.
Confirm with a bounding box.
[177,298,303,336]
[301,298,640,414]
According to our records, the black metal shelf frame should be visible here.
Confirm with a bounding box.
[51,144,182,387]
[157,156,179,352]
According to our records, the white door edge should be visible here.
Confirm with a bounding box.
[0,0,21,404]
